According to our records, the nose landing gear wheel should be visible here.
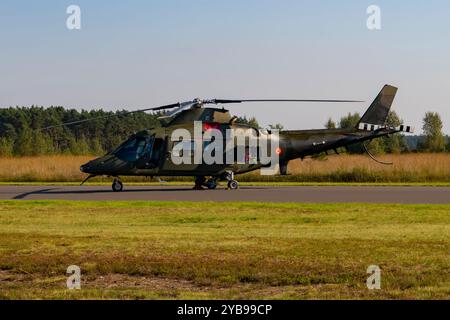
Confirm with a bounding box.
[227,180,239,190]
[112,179,123,192]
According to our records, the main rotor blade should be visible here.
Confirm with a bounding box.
[211,99,364,104]
[158,100,199,119]
[37,102,182,130]
[36,96,363,131]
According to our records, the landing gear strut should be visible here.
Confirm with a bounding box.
[193,176,218,190]
[112,178,123,192]
[193,173,238,190]
[193,176,206,190]
[224,171,239,190]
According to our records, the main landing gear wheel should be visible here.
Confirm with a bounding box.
[193,176,206,190]
[112,179,123,192]
[227,180,239,190]
[205,179,217,190]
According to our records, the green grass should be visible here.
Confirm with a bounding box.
[0,201,449,299]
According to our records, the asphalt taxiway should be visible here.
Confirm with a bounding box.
[0,185,449,204]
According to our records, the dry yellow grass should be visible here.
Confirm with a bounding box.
[289,153,450,177]
[0,155,92,182]
[243,153,450,183]
[0,153,449,183]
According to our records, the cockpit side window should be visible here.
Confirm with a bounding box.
[114,136,147,162]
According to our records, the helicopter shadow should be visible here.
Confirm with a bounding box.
[13,188,58,200]
[13,187,194,199]
[12,186,268,199]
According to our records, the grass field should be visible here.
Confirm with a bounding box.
[0,201,448,299]
[0,154,449,184]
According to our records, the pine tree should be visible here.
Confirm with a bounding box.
[0,138,14,157]
[14,129,34,156]
[90,138,104,156]
[325,117,336,129]
[32,132,54,155]
[69,135,91,155]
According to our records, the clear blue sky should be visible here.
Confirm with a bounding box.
[1,0,449,133]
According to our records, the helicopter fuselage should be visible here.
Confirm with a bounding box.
[79,110,395,179]
[79,85,414,189]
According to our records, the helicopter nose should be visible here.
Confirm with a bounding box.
[80,163,91,173]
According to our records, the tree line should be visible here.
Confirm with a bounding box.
[0,106,161,156]
[261,111,448,154]
[0,107,262,157]
[323,110,449,154]
[0,106,448,156]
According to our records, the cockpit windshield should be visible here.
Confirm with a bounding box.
[114,136,148,162]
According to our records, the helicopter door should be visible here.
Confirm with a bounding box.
[149,138,164,166]
[162,139,198,172]
[135,136,164,169]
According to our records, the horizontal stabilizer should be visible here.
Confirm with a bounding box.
[358,122,414,133]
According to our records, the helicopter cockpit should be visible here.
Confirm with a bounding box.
[114,134,164,168]
[114,136,147,162]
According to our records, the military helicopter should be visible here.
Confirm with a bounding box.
[43,84,413,191]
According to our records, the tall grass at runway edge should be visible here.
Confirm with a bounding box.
[0,154,448,183]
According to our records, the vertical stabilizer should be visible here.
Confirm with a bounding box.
[357,85,398,127]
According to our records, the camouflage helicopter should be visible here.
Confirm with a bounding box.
[43,84,412,191]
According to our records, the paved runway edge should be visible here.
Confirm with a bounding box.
[0,185,449,204]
